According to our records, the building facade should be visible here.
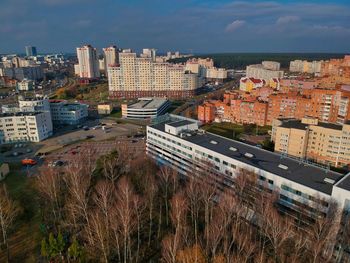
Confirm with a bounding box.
[103,46,118,75]
[25,46,37,57]
[146,115,350,218]
[121,98,170,119]
[246,61,284,81]
[0,111,53,143]
[16,79,34,91]
[108,51,199,99]
[49,100,88,125]
[273,117,350,168]
[76,45,100,79]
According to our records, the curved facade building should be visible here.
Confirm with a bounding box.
[121,98,170,119]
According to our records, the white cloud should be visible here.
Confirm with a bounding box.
[276,15,300,25]
[225,20,246,32]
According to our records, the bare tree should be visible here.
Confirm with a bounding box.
[85,210,111,263]
[36,167,63,225]
[260,194,294,262]
[114,177,139,263]
[63,156,93,237]
[158,166,177,227]
[93,180,115,235]
[308,200,341,263]
[185,178,202,246]
[0,185,20,263]
[144,172,158,246]
[162,192,188,263]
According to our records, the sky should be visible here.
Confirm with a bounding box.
[0,0,350,54]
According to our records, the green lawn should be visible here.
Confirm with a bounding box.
[202,122,271,140]
[109,109,122,118]
[0,163,42,262]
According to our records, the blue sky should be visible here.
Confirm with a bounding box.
[0,0,349,54]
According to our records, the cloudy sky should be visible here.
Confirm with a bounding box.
[0,0,350,54]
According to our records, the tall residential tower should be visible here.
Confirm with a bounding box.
[103,46,118,75]
[76,45,100,79]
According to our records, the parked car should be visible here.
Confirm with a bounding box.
[21,159,37,166]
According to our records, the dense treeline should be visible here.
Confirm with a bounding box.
[13,144,349,262]
[169,53,346,70]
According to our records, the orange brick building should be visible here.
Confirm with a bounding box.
[198,87,350,126]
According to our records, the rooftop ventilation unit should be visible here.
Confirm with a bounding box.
[278,164,288,170]
[324,178,335,184]
[245,152,254,158]
[229,147,237,152]
[210,140,218,145]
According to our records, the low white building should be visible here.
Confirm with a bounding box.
[49,100,88,125]
[18,95,51,112]
[146,115,350,217]
[16,79,34,91]
[121,98,170,119]
[0,111,53,143]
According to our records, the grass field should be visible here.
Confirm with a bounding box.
[202,122,271,140]
[0,163,41,262]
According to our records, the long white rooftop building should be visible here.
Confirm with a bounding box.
[146,115,350,216]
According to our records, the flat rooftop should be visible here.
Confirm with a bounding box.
[280,119,343,131]
[166,120,194,128]
[150,121,344,195]
[128,98,168,109]
[0,111,42,117]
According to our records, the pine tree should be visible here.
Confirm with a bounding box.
[68,238,83,262]
[48,233,58,258]
[41,238,49,259]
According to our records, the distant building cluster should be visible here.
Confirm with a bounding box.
[246,61,284,81]
[185,58,227,81]
[289,60,323,75]
[74,44,230,98]
[0,46,69,87]
[289,56,350,77]
[0,95,88,143]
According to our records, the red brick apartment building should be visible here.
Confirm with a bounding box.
[198,86,350,126]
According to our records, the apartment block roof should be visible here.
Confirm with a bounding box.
[0,111,42,117]
[128,98,168,110]
[279,119,343,131]
[150,121,344,195]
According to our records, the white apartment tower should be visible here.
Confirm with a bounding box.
[103,46,118,74]
[76,45,100,79]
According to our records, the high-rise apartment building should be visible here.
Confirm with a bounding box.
[273,117,350,168]
[246,61,284,81]
[108,51,199,99]
[142,48,156,61]
[289,60,323,75]
[103,46,118,75]
[25,46,37,57]
[76,45,100,79]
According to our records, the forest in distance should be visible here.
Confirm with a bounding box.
[169,53,346,70]
[1,142,349,262]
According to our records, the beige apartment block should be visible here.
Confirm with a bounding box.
[273,117,350,168]
[108,51,199,98]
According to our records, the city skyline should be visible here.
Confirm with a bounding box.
[1,0,350,54]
